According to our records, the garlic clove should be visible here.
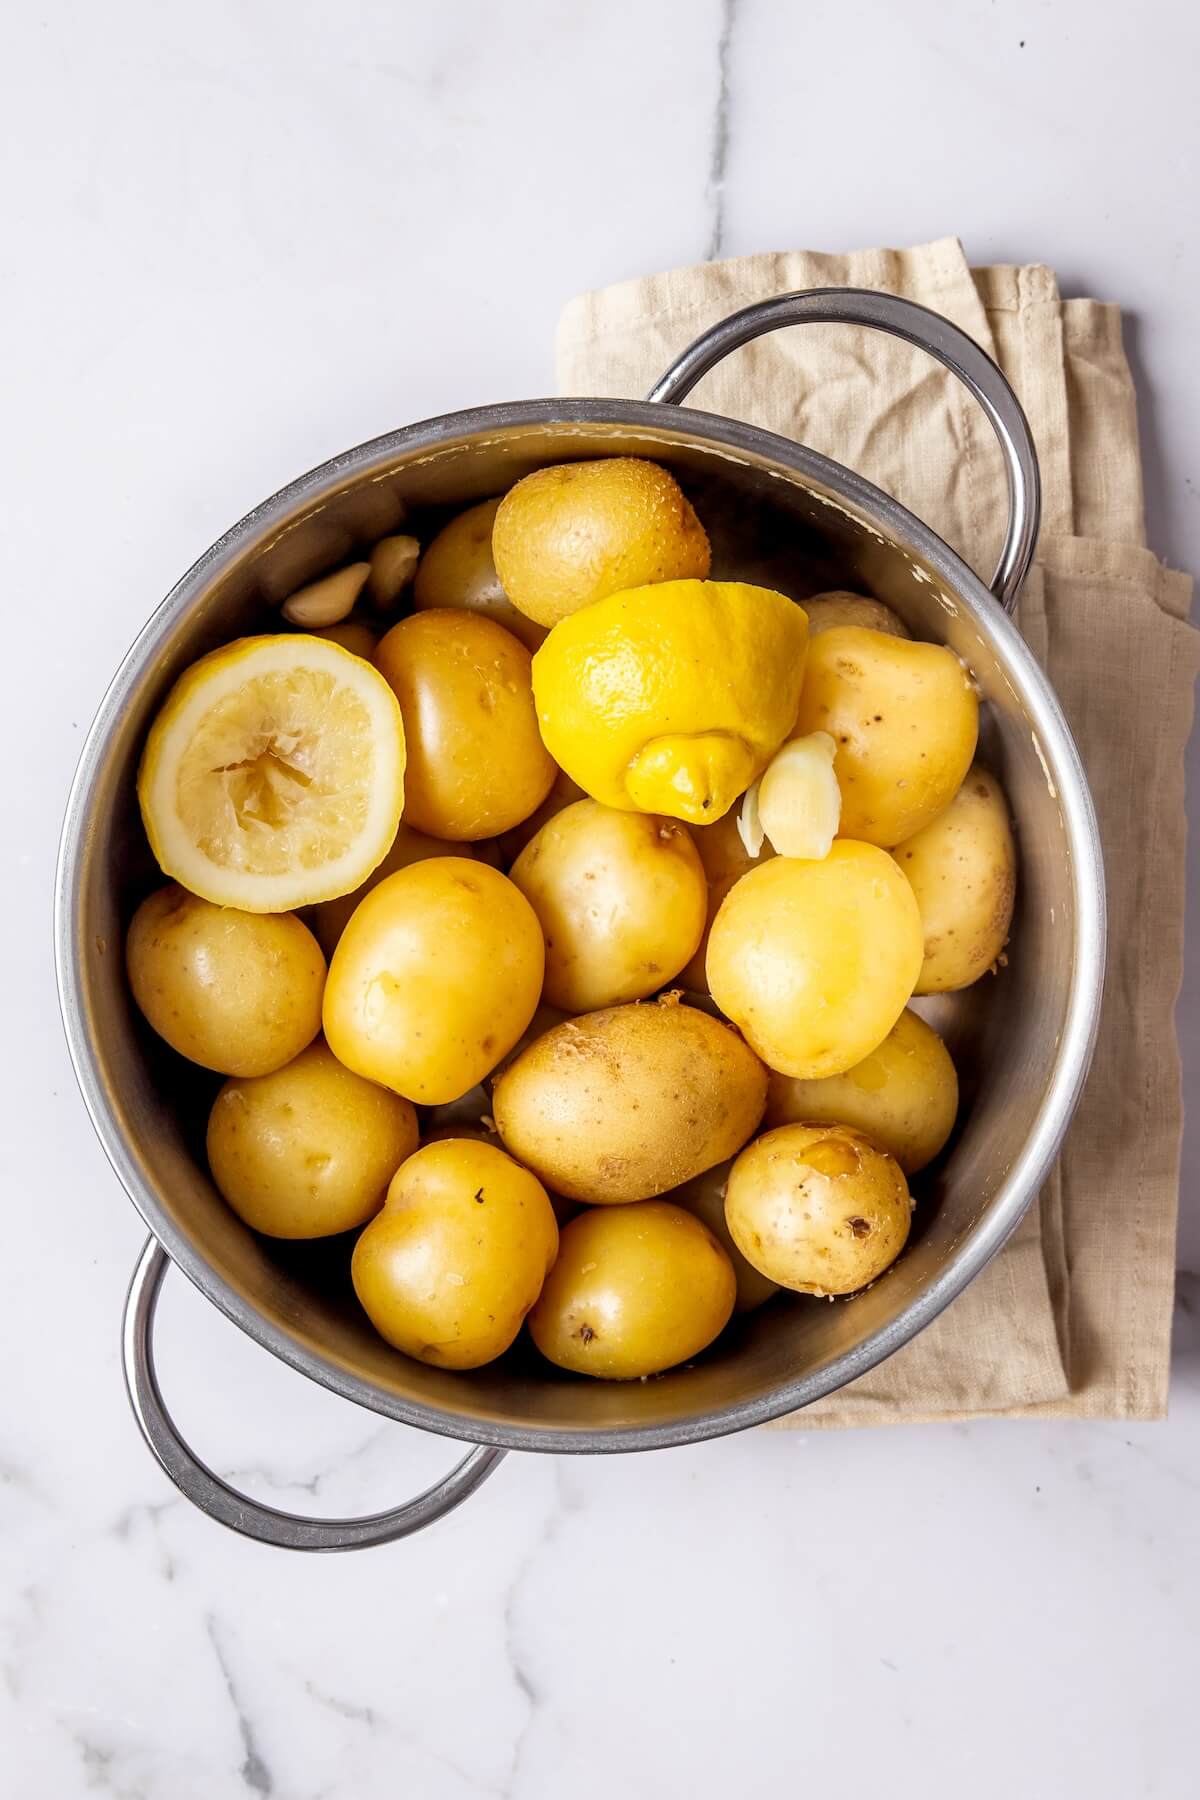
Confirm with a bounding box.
[368,534,421,608]
[736,780,766,859]
[757,732,841,860]
[281,563,371,627]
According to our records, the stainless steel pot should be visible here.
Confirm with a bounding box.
[55,291,1106,1551]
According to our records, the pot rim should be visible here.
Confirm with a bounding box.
[54,396,1107,1454]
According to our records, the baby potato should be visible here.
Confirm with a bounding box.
[312,821,465,957]
[802,591,910,638]
[323,858,544,1103]
[668,1160,779,1312]
[528,1201,735,1378]
[792,626,978,846]
[421,1066,579,1229]
[206,1041,418,1238]
[510,800,707,1012]
[492,457,711,627]
[412,498,547,651]
[726,1123,913,1296]
[353,1139,558,1369]
[678,809,776,992]
[126,885,324,1077]
[422,1118,579,1226]
[764,1006,957,1174]
[895,764,1017,993]
[374,609,556,839]
[707,841,923,1080]
[493,997,767,1204]
[489,1000,571,1080]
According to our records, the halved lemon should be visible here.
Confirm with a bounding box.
[138,634,406,912]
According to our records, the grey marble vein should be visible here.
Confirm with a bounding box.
[68,1727,147,1800]
[502,1463,586,1799]
[1,1582,41,1700]
[206,1615,274,1795]
[112,1496,180,1583]
[705,0,738,260]
[222,1426,391,1501]
[303,1679,378,1729]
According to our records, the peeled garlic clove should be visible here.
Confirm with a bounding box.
[736,781,765,858]
[368,534,421,607]
[281,563,370,627]
[757,732,841,860]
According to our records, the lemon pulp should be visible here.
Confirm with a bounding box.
[138,635,406,911]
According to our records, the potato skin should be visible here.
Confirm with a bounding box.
[411,497,547,651]
[667,1160,779,1312]
[706,841,923,1080]
[492,457,711,628]
[793,626,979,847]
[207,1041,418,1238]
[802,592,910,639]
[352,1139,558,1369]
[510,799,707,1012]
[528,1201,736,1378]
[725,1123,913,1296]
[374,609,555,839]
[894,764,1017,994]
[492,998,767,1204]
[764,1007,958,1174]
[323,858,544,1104]
[312,821,465,956]
[126,885,324,1077]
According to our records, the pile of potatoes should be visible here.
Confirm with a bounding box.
[125,458,1016,1382]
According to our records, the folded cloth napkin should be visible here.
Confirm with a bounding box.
[557,238,1198,1424]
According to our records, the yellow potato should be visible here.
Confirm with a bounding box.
[678,810,776,992]
[802,592,909,638]
[206,1041,418,1238]
[411,498,547,651]
[793,626,978,846]
[422,1119,580,1227]
[312,822,465,957]
[492,457,711,627]
[352,1139,558,1369]
[896,764,1017,993]
[510,800,706,1012]
[126,885,324,1077]
[323,858,544,1103]
[668,1160,779,1312]
[489,1001,571,1080]
[493,997,767,1204]
[496,768,587,867]
[528,1201,735,1378]
[726,1123,913,1296]
[374,609,555,839]
[764,1007,958,1173]
[308,620,378,659]
[706,841,923,1080]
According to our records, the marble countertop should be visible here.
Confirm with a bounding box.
[4,1,1199,1794]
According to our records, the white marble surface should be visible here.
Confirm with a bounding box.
[3,1,1199,1795]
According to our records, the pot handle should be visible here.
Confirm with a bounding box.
[646,288,1040,614]
[122,1238,507,1551]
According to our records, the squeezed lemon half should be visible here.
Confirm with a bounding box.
[137,634,406,911]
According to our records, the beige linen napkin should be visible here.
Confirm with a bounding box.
[558,239,1198,1423]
